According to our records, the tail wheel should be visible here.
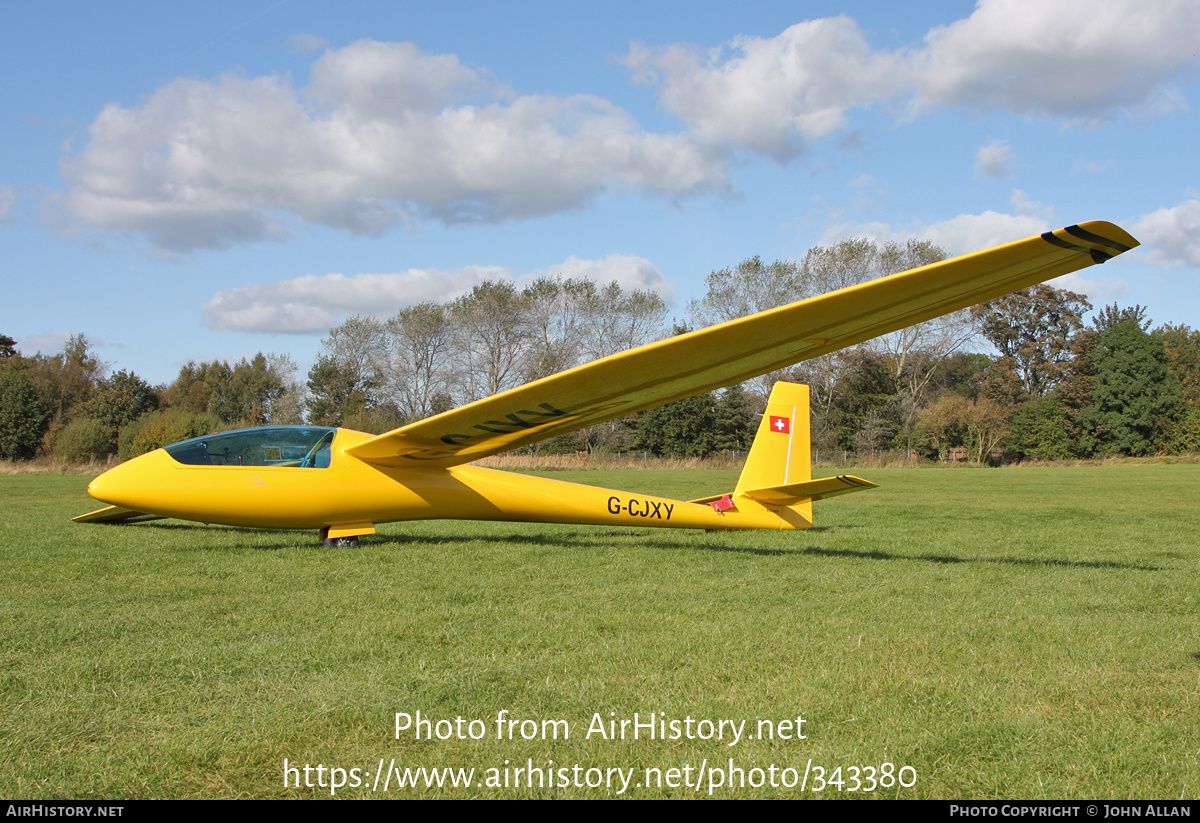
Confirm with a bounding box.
[322,536,360,548]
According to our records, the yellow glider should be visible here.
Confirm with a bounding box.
[76,222,1138,545]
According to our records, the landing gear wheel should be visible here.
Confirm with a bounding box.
[323,536,360,548]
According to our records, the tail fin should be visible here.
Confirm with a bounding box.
[735,382,812,496]
[730,382,877,528]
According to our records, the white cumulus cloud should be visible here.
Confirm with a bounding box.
[626,0,1198,158]
[60,40,723,253]
[202,265,508,333]
[974,140,1013,178]
[823,200,1053,257]
[201,254,669,334]
[622,16,908,161]
[20,329,80,355]
[1132,199,1200,268]
[911,0,1200,118]
[1049,271,1130,301]
[59,3,1199,252]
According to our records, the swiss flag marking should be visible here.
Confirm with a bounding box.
[770,415,790,434]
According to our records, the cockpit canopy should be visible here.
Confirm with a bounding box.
[164,426,337,468]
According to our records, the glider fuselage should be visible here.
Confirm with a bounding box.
[84,427,804,534]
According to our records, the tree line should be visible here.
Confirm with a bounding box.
[2,240,1197,464]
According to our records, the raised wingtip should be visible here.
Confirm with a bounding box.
[1072,221,1140,251]
[1041,222,1139,265]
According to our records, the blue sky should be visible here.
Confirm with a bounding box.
[3,0,1198,385]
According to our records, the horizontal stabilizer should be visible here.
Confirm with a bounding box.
[72,505,165,524]
[687,475,876,508]
[742,475,878,505]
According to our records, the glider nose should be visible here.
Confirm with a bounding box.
[87,460,135,506]
[87,450,162,509]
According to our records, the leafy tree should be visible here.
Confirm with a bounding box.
[932,352,993,401]
[584,283,667,359]
[914,394,966,460]
[973,357,1029,408]
[38,334,104,412]
[714,384,755,451]
[915,394,1008,464]
[306,354,375,426]
[1004,397,1072,460]
[1093,303,1150,334]
[225,354,287,425]
[321,315,389,387]
[632,393,720,457]
[85,369,158,426]
[1080,319,1184,456]
[119,409,223,460]
[306,317,390,425]
[166,354,295,425]
[972,285,1091,400]
[800,237,881,293]
[78,369,159,454]
[1165,407,1200,453]
[54,417,112,463]
[342,407,406,435]
[521,277,591,382]
[960,396,1010,464]
[1154,322,1200,407]
[1153,323,1200,452]
[165,360,234,418]
[822,348,898,451]
[26,334,105,454]
[0,334,16,359]
[0,367,50,460]
[263,353,306,424]
[308,278,666,428]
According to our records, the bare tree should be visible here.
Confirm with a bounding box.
[687,256,804,327]
[793,239,884,435]
[584,282,668,359]
[522,276,592,382]
[265,353,305,424]
[449,281,532,402]
[865,240,980,453]
[387,302,453,421]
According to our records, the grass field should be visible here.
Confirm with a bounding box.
[2,465,1198,799]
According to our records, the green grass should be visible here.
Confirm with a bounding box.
[2,466,1198,799]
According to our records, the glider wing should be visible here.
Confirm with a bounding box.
[348,222,1137,468]
[72,505,165,524]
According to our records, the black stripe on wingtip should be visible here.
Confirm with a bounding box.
[1064,224,1132,253]
[1041,231,1113,264]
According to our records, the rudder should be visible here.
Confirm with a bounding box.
[735,382,812,497]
